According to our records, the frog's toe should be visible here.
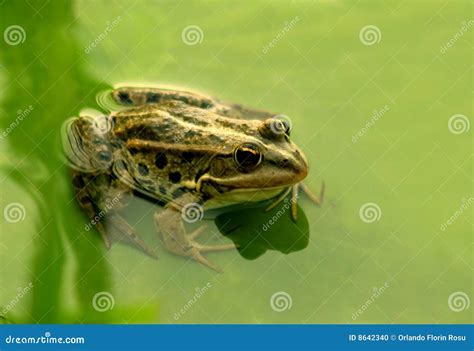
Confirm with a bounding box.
[109,214,158,259]
[188,249,224,273]
[191,241,236,253]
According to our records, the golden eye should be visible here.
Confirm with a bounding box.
[234,144,262,169]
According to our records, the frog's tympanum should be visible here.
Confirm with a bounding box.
[63,87,323,271]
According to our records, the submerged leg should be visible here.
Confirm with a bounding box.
[73,172,156,258]
[300,182,325,206]
[265,187,291,212]
[154,205,235,272]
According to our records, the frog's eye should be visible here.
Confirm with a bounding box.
[234,144,262,169]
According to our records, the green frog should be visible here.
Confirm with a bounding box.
[63,87,323,271]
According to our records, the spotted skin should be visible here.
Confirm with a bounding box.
[65,86,317,271]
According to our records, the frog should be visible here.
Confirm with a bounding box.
[63,87,324,272]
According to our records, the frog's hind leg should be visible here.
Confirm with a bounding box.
[111,87,216,109]
[74,180,111,248]
[153,203,235,272]
[106,213,158,258]
[73,172,157,258]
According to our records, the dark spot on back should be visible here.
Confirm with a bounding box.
[182,116,208,126]
[159,185,167,195]
[182,151,197,163]
[155,152,168,169]
[146,92,160,103]
[118,92,133,105]
[200,101,213,109]
[138,163,149,176]
[184,130,200,138]
[168,171,181,183]
[72,175,85,188]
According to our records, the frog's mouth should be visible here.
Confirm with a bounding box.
[206,185,289,207]
[212,166,308,189]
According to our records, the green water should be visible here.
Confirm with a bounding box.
[0,0,472,324]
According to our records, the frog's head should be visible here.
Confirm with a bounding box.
[201,118,308,201]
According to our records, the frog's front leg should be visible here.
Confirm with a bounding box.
[153,196,235,272]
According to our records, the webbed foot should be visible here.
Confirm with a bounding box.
[154,209,235,272]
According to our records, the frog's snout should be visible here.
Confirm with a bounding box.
[287,148,308,182]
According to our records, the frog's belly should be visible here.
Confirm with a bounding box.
[204,187,286,210]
